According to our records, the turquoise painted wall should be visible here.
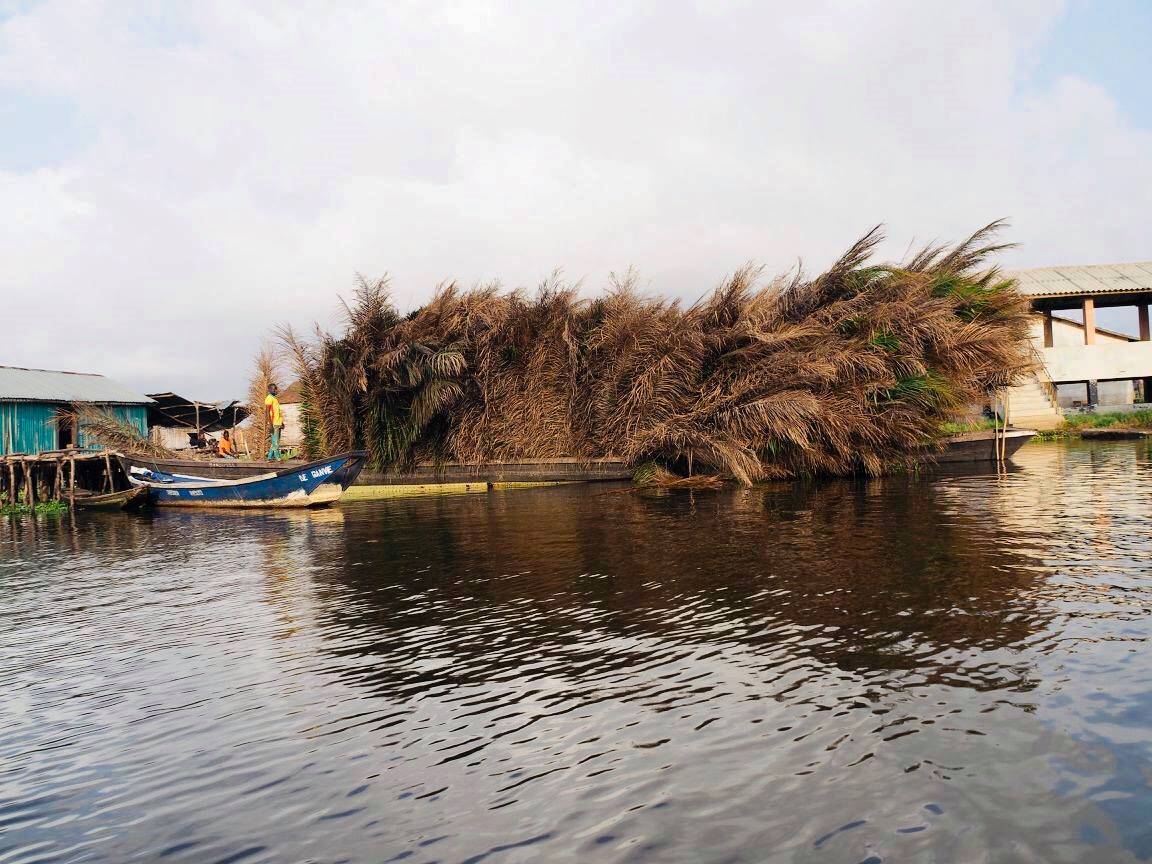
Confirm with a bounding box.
[0,403,148,455]
[78,405,148,449]
[0,402,59,455]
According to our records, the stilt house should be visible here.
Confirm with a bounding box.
[0,365,151,455]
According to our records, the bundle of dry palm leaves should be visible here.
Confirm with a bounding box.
[277,222,1034,483]
[246,346,281,459]
[52,406,175,458]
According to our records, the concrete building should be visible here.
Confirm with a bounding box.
[0,365,151,455]
[1006,262,1152,430]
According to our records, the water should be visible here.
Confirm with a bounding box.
[2,441,1152,864]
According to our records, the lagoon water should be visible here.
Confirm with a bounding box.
[2,441,1152,863]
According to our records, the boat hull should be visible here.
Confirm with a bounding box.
[933,429,1035,464]
[121,455,305,481]
[129,452,367,508]
[73,486,148,510]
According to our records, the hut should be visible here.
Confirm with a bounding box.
[0,365,151,455]
[145,392,249,451]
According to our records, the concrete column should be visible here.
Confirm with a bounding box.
[1083,298,1096,345]
[1139,304,1150,341]
[1042,309,1054,348]
[1087,380,1099,406]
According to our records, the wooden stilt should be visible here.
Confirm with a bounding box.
[69,456,76,508]
[103,453,113,492]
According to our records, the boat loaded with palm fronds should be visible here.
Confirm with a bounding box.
[270,222,1035,486]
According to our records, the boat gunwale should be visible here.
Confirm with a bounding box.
[126,451,367,490]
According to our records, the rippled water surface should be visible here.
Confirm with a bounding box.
[3,441,1152,863]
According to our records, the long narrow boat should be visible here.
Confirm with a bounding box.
[121,430,1034,494]
[127,451,367,508]
[73,486,148,510]
[932,429,1035,464]
[121,454,306,482]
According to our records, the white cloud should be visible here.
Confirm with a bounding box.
[1,0,1149,398]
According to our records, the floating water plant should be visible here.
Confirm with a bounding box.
[1,501,69,517]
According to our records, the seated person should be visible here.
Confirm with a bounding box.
[218,430,237,458]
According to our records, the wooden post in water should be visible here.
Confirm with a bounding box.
[25,459,34,507]
[7,460,15,506]
[103,453,113,492]
[54,459,62,500]
[997,392,1004,463]
[69,456,76,508]
[1000,390,1008,462]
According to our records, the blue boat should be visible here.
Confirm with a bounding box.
[127,451,368,508]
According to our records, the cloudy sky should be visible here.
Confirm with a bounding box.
[2,0,1150,400]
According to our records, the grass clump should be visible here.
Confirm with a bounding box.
[1037,409,1152,440]
[940,418,998,435]
[272,221,1034,484]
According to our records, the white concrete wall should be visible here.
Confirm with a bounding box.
[280,402,303,446]
[1056,381,1136,408]
[1040,342,1152,382]
[153,426,194,450]
[1048,317,1132,347]
[1029,314,1152,383]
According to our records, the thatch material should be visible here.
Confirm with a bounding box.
[246,345,281,458]
[52,406,175,457]
[279,222,1035,483]
[633,462,725,490]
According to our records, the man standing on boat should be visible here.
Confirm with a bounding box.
[265,383,284,462]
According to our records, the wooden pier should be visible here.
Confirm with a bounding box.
[0,450,131,508]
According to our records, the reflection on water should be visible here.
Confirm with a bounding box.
[2,441,1151,863]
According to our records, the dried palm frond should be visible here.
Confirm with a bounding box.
[51,406,174,457]
[277,222,1034,484]
[247,345,281,457]
[632,462,725,490]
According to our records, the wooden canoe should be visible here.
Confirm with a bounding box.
[120,455,304,482]
[127,451,367,508]
[73,486,148,510]
[933,429,1035,464]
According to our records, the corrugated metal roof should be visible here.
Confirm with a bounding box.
[1008,261,1152,298]
[0,366,152,404]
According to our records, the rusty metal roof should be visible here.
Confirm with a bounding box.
[0,365,152,404]
[1008,262,1152,298]
[146,392,249,431]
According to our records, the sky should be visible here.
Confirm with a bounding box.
[2,0,1151,400]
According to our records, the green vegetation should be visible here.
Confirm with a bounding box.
[940,418,999,435]
[1035,410,1152,441]
[1,500,69,517]
[272,222,1033,484]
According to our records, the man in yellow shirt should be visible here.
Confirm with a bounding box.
[264,383,284,461]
